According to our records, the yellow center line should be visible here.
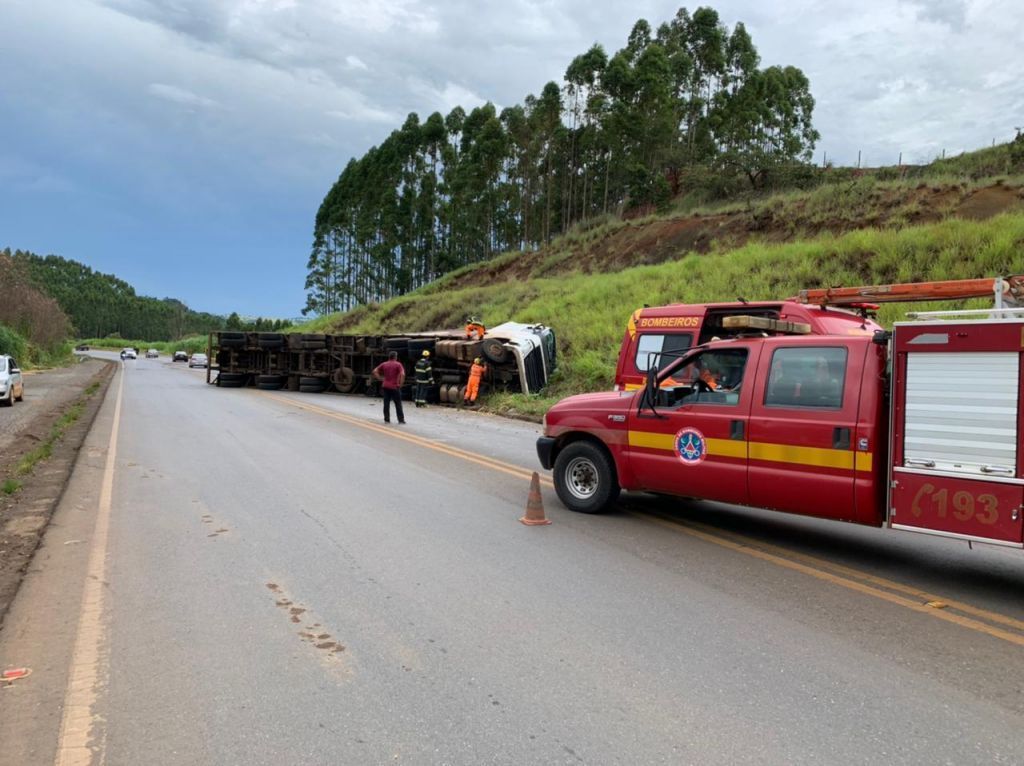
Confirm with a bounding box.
[258,389,1024,648]
[259,392,555,488]
[629,510,1024,648]
[680,517,1024,634]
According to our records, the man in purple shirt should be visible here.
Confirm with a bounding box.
[372,351,406,424]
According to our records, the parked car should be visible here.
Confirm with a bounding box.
[173,351,188,362]
[0,355,24,406]
[120,348,137,360]
[188,353,208,368]
[146,349,159,358]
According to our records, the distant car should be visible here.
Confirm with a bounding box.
[0,354,25,407]
[120,348,137,360]
[188,353,208,368]
[173,351,188,362]
[146,349,159,358]
[74,344,89,351]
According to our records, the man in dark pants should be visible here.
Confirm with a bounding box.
[414,350,434,407]
[372,351,406,424]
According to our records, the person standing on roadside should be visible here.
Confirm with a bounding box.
[414,350,434,408]
[372,351,406,424]
[464,357,488,406]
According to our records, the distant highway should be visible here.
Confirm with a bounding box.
[2,351,1023,765]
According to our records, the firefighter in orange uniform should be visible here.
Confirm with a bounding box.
[697,357,719,390]
[465,316,486,340]
[464,357,488,405]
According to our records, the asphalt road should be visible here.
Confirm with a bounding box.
[2,351,1023,765]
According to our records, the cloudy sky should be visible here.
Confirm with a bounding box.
[1,0,1021,318]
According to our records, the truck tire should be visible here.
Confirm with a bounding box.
[299,376,325,387]
[258,333,285,349]
[332,367,357,394]
[216,372,246,388]
[299,385,324,393]
[481,338,509,364]
[300,334,327,350]
[256,374,285,390]
[408,338,435,355]
[553,441,619,514]
[219,332,246,349]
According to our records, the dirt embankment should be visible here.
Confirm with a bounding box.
[0,359,115,628]
[439,181,1024,293]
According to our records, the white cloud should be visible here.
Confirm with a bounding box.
[407,78,488,114]
[345,54,369,71]
[147,83,219,109]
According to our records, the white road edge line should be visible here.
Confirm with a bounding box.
[54,366,123,766]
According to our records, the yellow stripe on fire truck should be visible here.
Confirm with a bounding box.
[627,431,873,472]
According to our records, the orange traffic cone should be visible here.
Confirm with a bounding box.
[520,471,551,526]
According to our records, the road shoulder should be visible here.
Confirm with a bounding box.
[0,360,114,627]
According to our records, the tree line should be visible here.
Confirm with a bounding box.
[4,248,227,341]
[0,251,71,355]
[305,5,820,315]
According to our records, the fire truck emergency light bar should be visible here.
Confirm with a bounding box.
[721,315,812,334]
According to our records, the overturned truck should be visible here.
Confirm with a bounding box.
[207,321,556,402]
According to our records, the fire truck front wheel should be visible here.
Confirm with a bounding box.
[553,441,619,514]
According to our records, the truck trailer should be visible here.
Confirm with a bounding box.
[538,276,1024,550]
[207,321,556,401]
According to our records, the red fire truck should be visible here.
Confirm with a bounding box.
[537,276,1024,549]
[614,300,882,391]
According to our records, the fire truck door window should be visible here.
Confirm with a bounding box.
[666,349,749,407]
[748,343,859,522]
[764,347,848,409]
[628,347,753,506]
[636,333,693,373]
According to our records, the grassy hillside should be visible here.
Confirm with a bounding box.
[296,142,1024,418]
[302,212,1024,417]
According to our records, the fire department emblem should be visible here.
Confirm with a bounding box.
[675,428,706,464]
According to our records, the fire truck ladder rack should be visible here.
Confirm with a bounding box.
[905,307,1024,320]
[794,275,1024,310]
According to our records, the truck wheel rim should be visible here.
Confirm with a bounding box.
[565,457,598,500]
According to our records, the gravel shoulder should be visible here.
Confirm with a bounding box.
[0,357,108,453]
[0,357,115,627]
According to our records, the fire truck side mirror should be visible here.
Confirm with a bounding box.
[872,330,892,345]
[644,366,658,400]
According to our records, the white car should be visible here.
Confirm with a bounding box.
[120,348,137,360]
[146,349,159,358]
[0,355,25,406]
[188,353,208,368]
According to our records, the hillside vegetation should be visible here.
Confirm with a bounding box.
[299,140,1024,417]
[306,5,820,314]
[0,253,72,367]
[5,249,225,342]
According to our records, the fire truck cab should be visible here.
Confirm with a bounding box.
[539,277,1024,551]
[615,301,882,391]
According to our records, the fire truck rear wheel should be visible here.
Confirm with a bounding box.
[553,441,619,513]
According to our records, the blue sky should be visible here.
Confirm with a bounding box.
[1,0,1021,318]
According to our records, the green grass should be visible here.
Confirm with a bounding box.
[11,385,96,481]
[296,212,1024,417]
[1,479,21,495]
[0,324,73,370]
